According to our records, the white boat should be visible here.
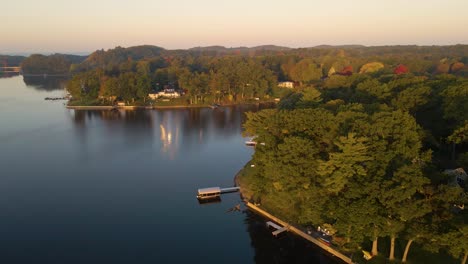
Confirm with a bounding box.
[245,140,257,146]
[196,187,221,200]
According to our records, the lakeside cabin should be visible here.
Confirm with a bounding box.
[148,88,181,100]
[278,81,295,89]
[196,187,221,200]
[245,140,257,146]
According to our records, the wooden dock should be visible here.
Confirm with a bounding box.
[220,187,240,193]
[246,202,354,264]
[266,221,289,237]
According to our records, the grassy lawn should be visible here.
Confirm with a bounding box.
[67,98,108,106]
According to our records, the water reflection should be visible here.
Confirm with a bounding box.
[22,75,69,91]
[1,75,338,264]
[0,72,20,79]
[71,110,154,159]
[69,105,272,160]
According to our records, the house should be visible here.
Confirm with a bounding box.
[98,95,117,101]
[444,168,467,188]
[148,89,181,99]
[278,81,295,88]
[148,93,159,100]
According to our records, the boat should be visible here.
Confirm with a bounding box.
[210,103,221,109]
[196,187,221,200]
[245,140,257,146]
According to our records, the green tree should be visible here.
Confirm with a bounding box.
[440,226,468,264]
[289,59,322,86]
[136,61,152,102]
[391,85,431,112]
[317,133,371,194]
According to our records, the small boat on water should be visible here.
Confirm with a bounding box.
[196,187,221,200]
[196,186,240,201]
[210,103,221,109]
[245,140,257,146]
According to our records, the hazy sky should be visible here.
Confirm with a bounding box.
[2,0,468,54]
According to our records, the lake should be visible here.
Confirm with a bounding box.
[0,75,338,264]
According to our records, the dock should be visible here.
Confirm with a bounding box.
[220,187,240,193]
[246,202,354,264]
[266,221,289,237]
[196,186,240,200]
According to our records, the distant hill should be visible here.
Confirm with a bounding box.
[313,44,366,49]
[189,46,228,52]
[21,44,467,75]
[21,54,86,74]
[0,55,26,66]
[250,45,291,51]
[78,45,165,70]
[189,45,290,52]
[187,45,292,56]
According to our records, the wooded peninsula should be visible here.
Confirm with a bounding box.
[3,45,467,263]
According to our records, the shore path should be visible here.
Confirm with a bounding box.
[246,202,354,264]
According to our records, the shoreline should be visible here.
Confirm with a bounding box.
[66,101,276,110]
[234,164,353,264]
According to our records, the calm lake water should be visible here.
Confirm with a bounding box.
[0,75,338,264]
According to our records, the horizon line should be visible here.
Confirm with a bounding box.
[2,43,468,57]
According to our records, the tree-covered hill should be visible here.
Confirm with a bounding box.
[75,45,165,71]
[241,71,468,264]
[0,55,26,67]
[21,54,86,74]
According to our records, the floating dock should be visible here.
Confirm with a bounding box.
[220,187,240,193]
[196,186,240,200]
[266,221,289,237]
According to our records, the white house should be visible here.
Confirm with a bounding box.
[148,89,181,99]
[278,81,295,88]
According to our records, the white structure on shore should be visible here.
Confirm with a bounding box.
[149,89,181,99]
[278,81,295,88]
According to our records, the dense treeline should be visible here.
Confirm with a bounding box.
[0,55,26,67]
[242,71,468,263]
[21,54,86,74]
[64,45,468,106]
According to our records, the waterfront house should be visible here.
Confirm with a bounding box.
[278,81,295,88]
[98,95,117,101]
[148,93,159,100]
[149,89,181,99]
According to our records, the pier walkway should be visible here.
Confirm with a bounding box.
[246,202,354,264]
[220,187,240,193]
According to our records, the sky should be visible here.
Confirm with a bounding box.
[1,0,468,54]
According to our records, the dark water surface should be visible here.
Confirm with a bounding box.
[0,75,337,264]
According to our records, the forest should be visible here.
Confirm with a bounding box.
[12,45,467,107]
[239,56,468,263]
[20,54,86,75]
[0,55,25,67]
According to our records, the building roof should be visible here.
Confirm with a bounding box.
[197,187,221,194]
